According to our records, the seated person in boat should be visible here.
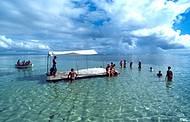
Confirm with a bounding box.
[25,60,31,65]
[68,68,78,80]
[17,59,20,65]
[21,60,25,66]
[157,70,162,77]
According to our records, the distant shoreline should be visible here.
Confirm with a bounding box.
[0,53,47,56]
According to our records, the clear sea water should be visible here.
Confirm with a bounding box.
[0,53,190,122]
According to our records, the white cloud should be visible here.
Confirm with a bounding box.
[91,0,190,52]
[93,0,190,27]
[0,35,50,50]
[131,25,190,47]
[0,0,190,53]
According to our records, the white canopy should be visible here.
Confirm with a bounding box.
[48,50,97,56]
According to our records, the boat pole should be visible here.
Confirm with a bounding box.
[46,55,49,75]
[75,55,78,74]
[101,54,105,68]
[86,56,88,70]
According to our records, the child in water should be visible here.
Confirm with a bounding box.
[150,67,153,72]
[157,71,162,77]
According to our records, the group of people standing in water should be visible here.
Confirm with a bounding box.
[120,60,141,69]
[120,59,173,81]
[120,59,141,69]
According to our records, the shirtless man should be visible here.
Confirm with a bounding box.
[68,68,78,82]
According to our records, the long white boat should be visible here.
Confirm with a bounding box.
[46,49,119,82]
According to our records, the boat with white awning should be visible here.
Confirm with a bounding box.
[46,49,117,82]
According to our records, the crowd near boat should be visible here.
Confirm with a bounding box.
[106,62,118,77]
[15,50,173,83]
[47,55,173,82]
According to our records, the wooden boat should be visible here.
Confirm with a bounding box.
[46,68,107,82]
[15,64,33,69]
[46,50,119,82]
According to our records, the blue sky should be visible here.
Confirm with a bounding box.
[0,0,190,54]
[174,8,190,34]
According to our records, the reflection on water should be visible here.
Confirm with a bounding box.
[166,81,173,88]
[0,54,190,121]
[0,71,15,77]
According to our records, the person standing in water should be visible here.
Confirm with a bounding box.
[119,60,123,68]
[166,66,173,81]
[130,62,133,68]
[124,60,126,68]
[68,68,78,82]
[120,59,127,68]
[138,61,141,69]
[150,67,153,72]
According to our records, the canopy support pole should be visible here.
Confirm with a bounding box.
[75,56,78,74]
[101,54,105,68]
[86,56,88,70]
[46,55,49,75]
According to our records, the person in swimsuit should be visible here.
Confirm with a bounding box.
[130,62,133,68]
[124,60,126,68]
[138,61,141,69]
[106,64,111,76]
[150,67,153,72]
[49,56,57,76]
[110,62,114,68]
[120,59,126,68]
[51,56,57,76]
[166,66,173,81]
[68,68,78,82]
[52,56,57,69]
[110,64,118,76]
[120,60,123,68]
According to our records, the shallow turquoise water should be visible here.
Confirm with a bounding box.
[0,54,190,122]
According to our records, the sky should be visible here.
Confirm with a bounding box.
[0,0,190,54]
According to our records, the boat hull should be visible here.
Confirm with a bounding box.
[15,64,33,69]
[46,68,119,82]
